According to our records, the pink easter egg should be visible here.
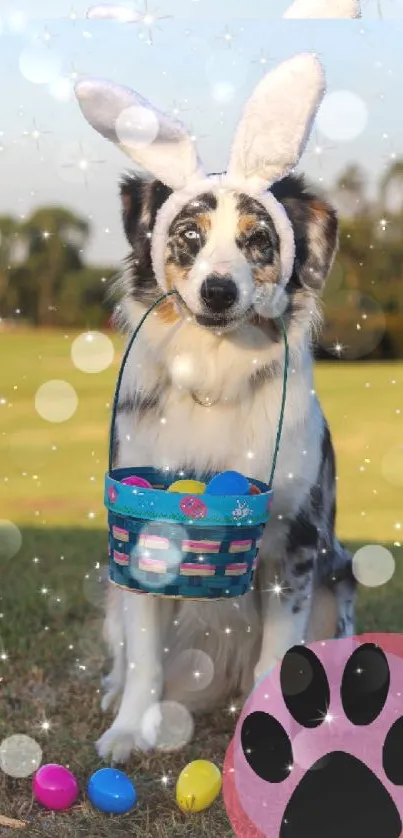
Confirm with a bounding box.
[33,763,79,811]
[179,495,208,519]
[121,475,152,489]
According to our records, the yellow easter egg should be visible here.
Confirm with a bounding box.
[176,760,222,813]
[167,480,206,494]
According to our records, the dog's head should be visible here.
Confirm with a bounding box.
[118,170,338,335]
[75,53,337,340]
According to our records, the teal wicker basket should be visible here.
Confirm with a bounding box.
[104,292,289,600]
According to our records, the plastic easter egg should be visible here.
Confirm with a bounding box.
[87,768,137,814]
[179,495,208,519]
[167,479,206,494]
[176,760,222,813]
[205,471,250,496]
[249,483,261,495]
[33,764,79,811]
[121,475,152,488]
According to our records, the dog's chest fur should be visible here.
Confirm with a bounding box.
[114,316,324,547]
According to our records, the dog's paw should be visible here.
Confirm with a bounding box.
[96,724,152,762]
[101,674,122,713]
[96,702,163,761]
[224,634,403,838]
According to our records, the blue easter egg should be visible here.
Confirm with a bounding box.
[205,470,250,496]
[87,768,137,814]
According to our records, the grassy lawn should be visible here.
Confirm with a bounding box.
[0,330,402,836]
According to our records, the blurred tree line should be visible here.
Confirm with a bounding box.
[0,206,115,329]
[1,159,403,358]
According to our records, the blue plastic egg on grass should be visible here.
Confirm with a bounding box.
[87,768,137,814]
[205,470,250,496]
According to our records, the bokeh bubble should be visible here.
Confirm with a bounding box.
[48,76,74,102]
[253,286,289,319]
[323,260,345,297]
[7,12,27,33]
[19,45,62,85]
[83,564,108,609]
[352,544,395,588]
[130,523,189,590]
[0,734,42,778]
[141,701,194,751]
[167,649,215,693]
[115,105,159,149]
[316,90,368,142]
[35,380,78,423]
[71,331,115,374]
[211,81,235,104]
[319,291,386,359]
[205,51,248,94]
[0,520,22,560]
[381,445,403,489]
[87,4,140,21]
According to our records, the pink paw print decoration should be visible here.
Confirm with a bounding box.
[223,633,403,838]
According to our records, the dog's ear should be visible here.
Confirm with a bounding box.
[120,172,172,246]
[271,175,338,291]
[284,0,360,17]
[120,173,172,298]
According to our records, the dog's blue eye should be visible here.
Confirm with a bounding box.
[184,229,199,240]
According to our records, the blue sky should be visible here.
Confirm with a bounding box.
[0,4,402,264]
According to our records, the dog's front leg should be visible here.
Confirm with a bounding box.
[97,591,170,762]
[254,552,315,684]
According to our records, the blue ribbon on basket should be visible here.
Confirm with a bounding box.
[104,291,289,600]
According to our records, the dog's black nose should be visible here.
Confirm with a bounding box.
[200,274,238,312]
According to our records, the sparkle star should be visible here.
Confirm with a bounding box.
[37,26,57,45]
[331,341,346,357]
[61,141,106,188]
[138,1,174,45]
[307,130,335,171]
[251,49,274,70]
[217,25,235,47]
[22,120,52,151]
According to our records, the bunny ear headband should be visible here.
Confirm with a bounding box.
[284,0,360,17]
[87,0,361,20]
[75,52,325,292]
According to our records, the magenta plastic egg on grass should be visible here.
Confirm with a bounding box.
[33,763,79,810]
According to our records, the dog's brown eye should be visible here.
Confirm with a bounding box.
[247,229,270,248]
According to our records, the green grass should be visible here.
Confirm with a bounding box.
[0,330,402,836]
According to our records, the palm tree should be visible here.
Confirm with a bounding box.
[19,207,90,325]
[0,216,21,314]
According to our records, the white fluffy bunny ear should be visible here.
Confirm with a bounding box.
[284,0,361,18]
[226,53,325,194]
[74,78,204,191]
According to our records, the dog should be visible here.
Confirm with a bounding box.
[75,53,357,763]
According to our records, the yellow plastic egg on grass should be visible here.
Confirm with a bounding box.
[176,760,222,813]
[167,479,206,494]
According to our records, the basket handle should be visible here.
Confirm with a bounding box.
[108,290,289,490]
